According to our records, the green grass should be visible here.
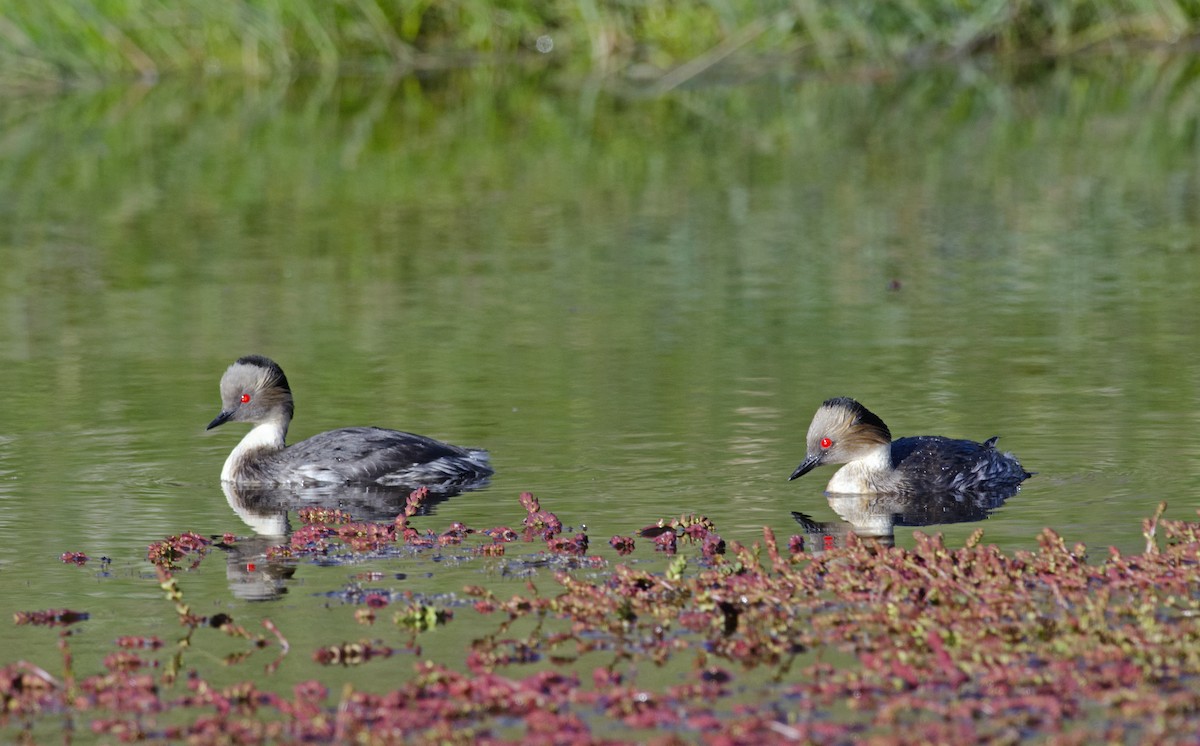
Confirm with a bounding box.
[0,0,1197,87]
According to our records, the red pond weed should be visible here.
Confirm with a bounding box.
[5,496,1200,743]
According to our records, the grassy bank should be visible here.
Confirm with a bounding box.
[0,0,1197,87]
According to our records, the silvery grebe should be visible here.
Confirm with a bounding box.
[788,397,1029,495]
[207,355,491,487]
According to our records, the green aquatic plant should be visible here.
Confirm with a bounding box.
[394,603,451,632]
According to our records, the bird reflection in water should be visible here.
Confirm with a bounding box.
[217,477,488,601]
[791,486,1017,552]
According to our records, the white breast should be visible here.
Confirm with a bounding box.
[825,446,895,494]
[222,422,287,482]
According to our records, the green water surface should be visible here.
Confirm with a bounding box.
[0,58,1197,737]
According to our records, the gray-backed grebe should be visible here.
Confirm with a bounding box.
[206,355,492,487]
[788,397,1030,495]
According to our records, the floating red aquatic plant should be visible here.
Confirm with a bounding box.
[788,534,805,555]
[519,491,540,513]
[481,526,518,542]
[20,496,1200,742]
[297,507,352,525]
[639,514,725,559]
[524,510,564,542]
[403,529,436,548]
[547,533,588,555]
[13,609,89,627]
[312,641,396,666]
[115,636,163,650]
[102,651,152,673]
[146,532,211,569]
[336,522,396,552]
[60,551,88,566]
[609,535,635,555]
[363,593,390,609]
[652,530,677,554]
[404,486,429,517]
[288,524,334,553]
[263,545,293,560]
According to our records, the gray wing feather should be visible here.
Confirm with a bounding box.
[267,427,491,485]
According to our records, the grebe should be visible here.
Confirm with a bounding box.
[207,355,491,487]
[788,397,1029,495]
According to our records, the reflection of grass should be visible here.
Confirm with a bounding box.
[9,494,1200,742]
[0,0,1197,86]
[2,59,1197,259]
[0,59,1197,502]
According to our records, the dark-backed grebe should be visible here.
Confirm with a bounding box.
[206,355,492,487]
[788,397,1029,495]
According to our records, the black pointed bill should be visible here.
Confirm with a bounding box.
[788,454,822,481]
[207,410,234,430]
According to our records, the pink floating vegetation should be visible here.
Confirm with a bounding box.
[60,551,89,566]
[288,524,334,553]
[438,522,473,546]
[25,493,1200,743]
[608,535,635,555]
[115,636,164,650]
[146,532,211,569]
[404,486,429,517]
[640,514,724,559]
[13,609,89,627]
[312,642,395,666]
[363,593,390,609]
[481,527,518,542]
[297,507,352,525]
[335,522,396,552]
[652,530,677,554]
[546,533,588,555]
[523,510,564,542]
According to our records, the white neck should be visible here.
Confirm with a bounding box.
[221,421,287,482]
[826,444,897,494]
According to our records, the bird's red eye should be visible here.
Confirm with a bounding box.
[240,393,251,404]
[820,438,832,449]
